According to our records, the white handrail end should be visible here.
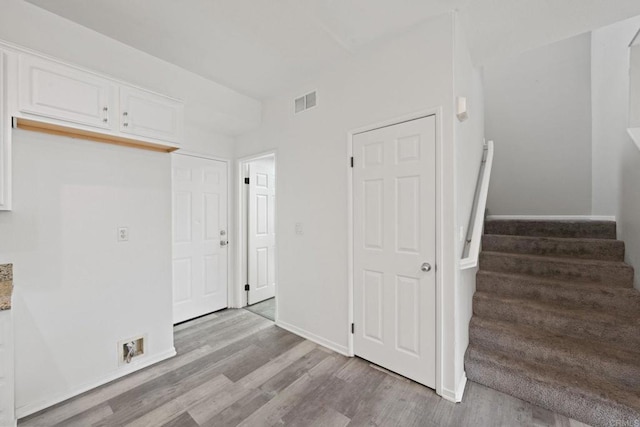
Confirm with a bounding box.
[459,258,478,270]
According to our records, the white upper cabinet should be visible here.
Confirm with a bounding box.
[14,52,183,149]
[119,86,183,143]
[18,54,114,130]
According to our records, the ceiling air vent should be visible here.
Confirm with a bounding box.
[294,91,317,114]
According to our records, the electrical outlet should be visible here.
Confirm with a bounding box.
[118,227,129,242]
[295,223,303,235]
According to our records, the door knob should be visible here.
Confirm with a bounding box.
[421,262,432,272]
[220,240,228,247]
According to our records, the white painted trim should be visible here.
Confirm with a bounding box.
[441,373,467,403]
[0,421,16,427]
[173,149,230,163]
[486,215,616,221]
[16,347,176,418]
[276,320,349,356]
[171,152,233,316]
[234,150,278,323]
[346,107,444,394]
[433,108,445,399]
[460,141,494,270]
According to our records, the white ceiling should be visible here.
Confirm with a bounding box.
[23,0,640,99]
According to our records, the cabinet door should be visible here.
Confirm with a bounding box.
[0,51,9,211]
[18,55,114,130]
[119,86,183,144]
[0,310,14,424]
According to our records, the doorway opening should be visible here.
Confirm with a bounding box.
[238,153,277,321]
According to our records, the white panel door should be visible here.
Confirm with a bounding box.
[172,154,228,324]
[247,160,276,305]
[18,54,114,129]
[353,115,436,388]
[120,86,183,144]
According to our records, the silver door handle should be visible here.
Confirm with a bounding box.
[421,262,432,272]
[220,240,228,247]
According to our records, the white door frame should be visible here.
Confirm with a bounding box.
[347,108,444,396]
[172,149,232,313]
[234,150,278,319]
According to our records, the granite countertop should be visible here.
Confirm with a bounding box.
[0,264,13,311]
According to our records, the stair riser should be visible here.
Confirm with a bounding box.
[473,296,640,353]
[479,253,634,287]
[469,320,640,388]
[465,349,640,427]
[476,274,638,313]
[484,220,616,239]
[482,235,624,261]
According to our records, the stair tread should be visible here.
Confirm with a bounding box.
[474,290,640,323]
[483,234,624,244]
[484,219,617,239]
[470,316,640,376]
[481,250,632,268]
[482,234,625,260]
[466,345,640,416]
[476,270,640,295]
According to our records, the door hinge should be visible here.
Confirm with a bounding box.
[244,177,250,184]
[350,157,354,168]
[244,284,250,291]
[351,323,354,334]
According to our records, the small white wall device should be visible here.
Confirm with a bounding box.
[456,96,469,122]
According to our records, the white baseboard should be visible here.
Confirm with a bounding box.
[486,215,616,222]
[441,373,467,403]
[16,347,177,419]
[276,320,349,356]
[0,420,16,427]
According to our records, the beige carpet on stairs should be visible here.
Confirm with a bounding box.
[465,219,640,427]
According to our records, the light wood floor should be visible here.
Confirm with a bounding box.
[19,309,589,427]
[245,297,275,321]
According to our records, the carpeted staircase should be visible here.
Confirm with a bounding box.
[465,219,640,427]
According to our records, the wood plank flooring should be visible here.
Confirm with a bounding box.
[19,309,589,426]
[245,298,275,321]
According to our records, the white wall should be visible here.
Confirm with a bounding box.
[453,15,486,399]
[235,13,463,396]
[484,33,593,215]
[591,15,640,289]
[630,43,640,128]
[0,130,173,415]
[0,0,262,415]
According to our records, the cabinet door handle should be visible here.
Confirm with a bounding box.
[123,112,129,127]
[102,106,108,123]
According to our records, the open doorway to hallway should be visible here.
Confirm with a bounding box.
[239,153,277,321]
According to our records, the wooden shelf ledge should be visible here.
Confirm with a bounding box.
[15,118,179,153]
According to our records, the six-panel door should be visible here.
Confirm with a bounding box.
[353,115,437,388]
[247,158,276,305]
[172,154,228,324]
